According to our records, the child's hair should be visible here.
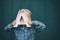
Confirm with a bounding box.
[21,9,32,15]
[14,9,32,27]
[20,9,32,25]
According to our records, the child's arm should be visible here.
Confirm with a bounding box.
[4,20,16,31]
[32,20,46,32]
[4,23,14,31]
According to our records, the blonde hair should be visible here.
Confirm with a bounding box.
[21,9,32,15]
[20,9,32,25]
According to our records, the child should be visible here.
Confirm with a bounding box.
[5,9,46,40]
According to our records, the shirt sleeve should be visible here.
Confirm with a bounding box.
[4,23,14,31]
[32,20,46,32]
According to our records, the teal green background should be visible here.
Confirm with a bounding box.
[0,0,60,40]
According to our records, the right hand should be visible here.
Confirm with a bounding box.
[12,20,16,26]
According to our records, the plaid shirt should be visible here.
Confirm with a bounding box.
[5,21,45,40]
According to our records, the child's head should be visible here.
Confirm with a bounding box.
[15,9,32,27]
[20,9,32,25]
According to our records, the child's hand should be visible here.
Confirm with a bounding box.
[12,20,16,27]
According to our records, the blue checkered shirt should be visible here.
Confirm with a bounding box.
[5,21,45,40]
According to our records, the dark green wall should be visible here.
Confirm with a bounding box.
[0,0,60,40]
